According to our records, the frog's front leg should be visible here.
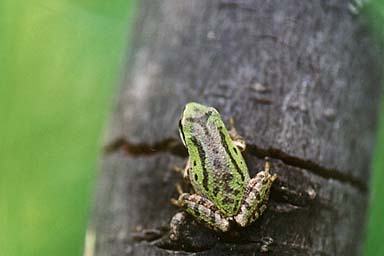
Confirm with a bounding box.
[228,117,246,151]
[172,193,230,232]
[173,158,192,183]
[234,160,277,227]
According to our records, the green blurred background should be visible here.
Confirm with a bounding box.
[0,0,137,255]
[0,1,382,255]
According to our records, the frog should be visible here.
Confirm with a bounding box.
[171,102,277,232]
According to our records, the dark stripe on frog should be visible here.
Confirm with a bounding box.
[192,203,200,216]
[222,197,234,205]
[186,111,216,144]
[233,189,240,196]
[244,201,252,210]
[178,119,187,146]
[185,111,213,131]
[222,183,241,213]
[218,130,245,181]
[213,186,220,197]
[251,197,268,222]
[190,136,209,192]
[209,210,216,223]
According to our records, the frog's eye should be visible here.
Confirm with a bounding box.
[178,119,186,147]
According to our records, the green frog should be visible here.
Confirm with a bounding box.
[172,102,276,232]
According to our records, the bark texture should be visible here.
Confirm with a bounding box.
[88,1,382,255]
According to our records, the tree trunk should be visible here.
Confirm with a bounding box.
[87,1,382,255]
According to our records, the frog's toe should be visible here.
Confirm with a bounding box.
[233,139,246,152]
[175,183,184,195]
[170,198,182,207]
[171,192,190,207]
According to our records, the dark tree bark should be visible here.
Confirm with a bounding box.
[87,1,382,255]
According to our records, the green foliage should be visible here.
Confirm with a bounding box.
[0,0,137,255]
[365,104,384,256]
[364,1,384,255]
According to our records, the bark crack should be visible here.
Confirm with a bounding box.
[104,137,187,157]
[246,144,367,193]
[104,137,367,193]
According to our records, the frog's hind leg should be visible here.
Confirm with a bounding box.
[234,160,276,227]
[172,193,230,232]
[227,117,246,151]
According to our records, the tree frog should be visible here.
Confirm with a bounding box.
[172,102,277,232]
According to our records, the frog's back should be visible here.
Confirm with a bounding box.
[182,103,250,216]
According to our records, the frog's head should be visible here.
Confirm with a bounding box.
[178,102,220,147]
[182,102,211,118]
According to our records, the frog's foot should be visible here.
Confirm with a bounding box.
[228,117,246,151]
[234,159,276,227]
[173,193,230,232]
[264,158,277,183]
[172,159,192,183]
[172,165,183,174]
[170,183,186,207]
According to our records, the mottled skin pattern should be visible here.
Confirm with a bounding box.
[172,102,276,232]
